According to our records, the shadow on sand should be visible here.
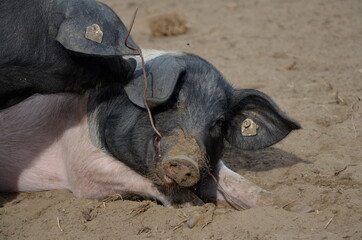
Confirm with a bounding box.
[222,143,310,172]
[0,192,19,208]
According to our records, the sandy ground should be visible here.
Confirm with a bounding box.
[1,0,362,239]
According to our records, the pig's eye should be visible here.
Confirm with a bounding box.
[214,116,225,126]
[209,116,225,138]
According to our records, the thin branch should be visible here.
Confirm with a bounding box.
[124,8,162,138]
[324,215,335,229]
[56,217,63,232]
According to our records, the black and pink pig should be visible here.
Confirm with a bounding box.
[0,49,300,208]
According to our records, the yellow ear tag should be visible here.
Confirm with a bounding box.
[241,118,259,136]
[85,24,103,43]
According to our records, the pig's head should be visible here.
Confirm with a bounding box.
[88,51,300,193]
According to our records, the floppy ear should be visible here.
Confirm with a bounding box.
[124,55,185,109]
[54,0,138,56]
[225,89,301,150]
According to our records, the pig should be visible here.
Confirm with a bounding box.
[0,0,138,110]
[0,50,301,208]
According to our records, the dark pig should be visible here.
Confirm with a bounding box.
[0,50,301,208]
[0,0,138,110]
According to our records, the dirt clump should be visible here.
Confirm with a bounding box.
[148,11,189,37]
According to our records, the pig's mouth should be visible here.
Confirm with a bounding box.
[151,135,201,187]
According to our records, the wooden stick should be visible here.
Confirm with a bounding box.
[124,8,162,138]
[56,217,63,232]
[324,215,335,229]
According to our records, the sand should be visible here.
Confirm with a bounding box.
[1,0,362,239]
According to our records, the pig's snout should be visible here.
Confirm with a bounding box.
[162,156,200,187]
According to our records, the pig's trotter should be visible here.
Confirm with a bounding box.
[216,161,274,208]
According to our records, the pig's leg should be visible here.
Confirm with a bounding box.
[65,147,203,208]
[197,161,274,209]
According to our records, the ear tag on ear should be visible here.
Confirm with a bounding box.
[85,24,103,43]
[241,118,259,136]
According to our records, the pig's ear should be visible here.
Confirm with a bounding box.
[54,0,138,56]
[124,55,186,109]
[225,89,301,150]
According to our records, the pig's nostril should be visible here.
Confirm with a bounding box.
[185,172,191,177]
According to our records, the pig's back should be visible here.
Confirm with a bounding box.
[0,94,88,191]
